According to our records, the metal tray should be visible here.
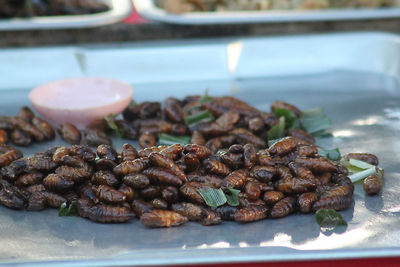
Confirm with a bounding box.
[0,0,132,31]
[1,32,400,266]
[133,0,400,24]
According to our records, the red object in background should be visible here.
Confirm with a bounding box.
[123,3,148,24]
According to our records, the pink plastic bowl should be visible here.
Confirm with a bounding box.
[29,77,133,129]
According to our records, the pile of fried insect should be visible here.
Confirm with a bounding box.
[0,94,383,227]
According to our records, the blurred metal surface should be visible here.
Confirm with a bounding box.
[0,0,132,31]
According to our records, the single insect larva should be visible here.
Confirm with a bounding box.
[78,184,98,203]
[294,157,337,173]
[221,169,247,191]
[262,191,285,206]
[132,199,153,217]
[187,174,223,188]
[276,176,317,194]
[270,196,296,218]
[138,132,156,149]
[297,192,318,213]
[248,117,264,133]
[0,149,23,168]
[220,152,243,169]
[24,184,46,195]
[17,106,35,121]
[183,144,211,160]
[183,153,201,171]
[43,192,67,208]
[84,126,111,147]
[205,137,222,154]
[203,159,231,177]
[142,167,183,187]
[138,146,165,158]
[268,137,297,156]
[10,128,31,146]
[123,101,161,121]
[0,183,25,209]
[215,110,240,130]
[288,129,315,144]
[288,162,316,181]
[97,144,118,162]
[316,172,332,185]
[215,205,239,221]
[231,128,266,148]
[0,116,13,131]
[189,122,226,138]
[0,158,27,181]
[123,173,150,189]
[271,101,302,117]
[201,209,222,226]
[149,152,187,182]
[140,185,162,200]
[69,145,96,162]
[77,198,134,223]
[93,185,126,204]
[228,144,244,154]
[249,165,276,182]
[15,171,44,187]
[319,185,353,199]
[161,186,179,203]
[113,157,150,176]
[12,117,45,141]
[297,145,318,157]
[0,129,7,144]
[244,181,269,200]
[150,198,169,210]
[313,195,352,211]
[191,131,206,145]
[120,143,137,162]
[164,97,183,123]
[0,144,14,154]
[345,153,379,166]
[91,170,119,187]
[171,202,205,221]
[63,191,79,204]
[43,174,74,193]
[234,205,268,223]
[243,144,257,169]
[118,184,135,202]
[26,154,57,172]
[31,117,55,140]
[27,191,46,211]
[57,123,81,145]
[55,166,92,183]
[179,182,211,205]
[96,158,117,171]
[140,210,188,228]
[276,165,293,180]
[363,174,382,195]
[257,154,275,167]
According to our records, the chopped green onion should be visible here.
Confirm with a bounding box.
[197,188,227,208]
[318,147,341,161]
[273,108,297,129]
[315,209,347,228]
[159,133,190,146]
[225,188,240,207]
[59,201,78,216]
[199,88,212,104]
[129,99,137,107]
[348,158,376,170]
[349,167,378,183]
[104,113,123,138]
[185,110,215,127]
[300,108,331,135]
[267,116,285,140]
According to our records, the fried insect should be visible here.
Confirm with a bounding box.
[164,97,183,123]
[43,192,67,208]
[24,184,46,195]
[77,199,134,223]
[297,192,318,213]
[297,145,318,157]
[84,125,112,147]
[0,117,13,131]
[179,182,211,205]
[294,157,337,173]
[96,158,117,170]
[63,191,79,204]
[140,210,188,228]
[276,176,317,194]
[113,157,150,176]
[215,110,240,131]
[187,174,222,188]
[172,202,205,221]
[93,185,126,204]
[263,191,285,206]
[221,169,247,191]
[91,170,119,187]
[15,172,44,187]
[248,117,264,132]
[268,137,297,156]
[250,165,276,183]
[203,159,230,177]
[150,198,169,210]
[316,172,331,185]
[161,186,179,203]
[121,143,137,161]
[43,174,74,193]
[288,162,316,181]
[55,165,92,183]
[140,185,162,200]
[78,184,98,203]
[313,195,352,211]
[220,152,243,169]
[231,128,266,148]
[234,205,268,223]
[191,131,206,145]
[205,137,222,154]
[97,144,118,161]
[183,153,201,171]
[288,129,315,144]
[17,106,35,121]
[114,119,138,139]
[26,154,57,172]
[215,205,238,221]
[142,167,182,186]
[0,129,7,144]
[132,199,153,217]
[201,209,222,226]
[27,191,46,211]
[123,101,161,121]
[228,144,244,154]
[123,173,150,189]
[10,128,31,146]
[31,117,55,140]
[149,152,187,182]
[57,123,81,145]
[244,181,268,200]
[271,101,302,117]
[0,149,22,167]
[138,146,165,158]
[160,144,183,160]
[363,174,382,195]
[270,196,296,218]
[257,154,275,166]
[138,132,156,149]
[0,181,25,209]
[243,144,257,169]
[183,144,211,160]
[118,184,135,202]
[12,117,44,141]
[345,153,379,166]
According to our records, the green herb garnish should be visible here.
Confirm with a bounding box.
[197,188,227,208]
[59,201,78,216]
[273,108,297,129]
[349,167,379,183]
[315,209,347,228]
[267,116,285,140]
[199,88,212,104]
[158,133,190,146]
[318,147,341,161]
[104,113,123,138]
[300,108,331,137]
[225,188,240,206]
[185,110,215,127]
